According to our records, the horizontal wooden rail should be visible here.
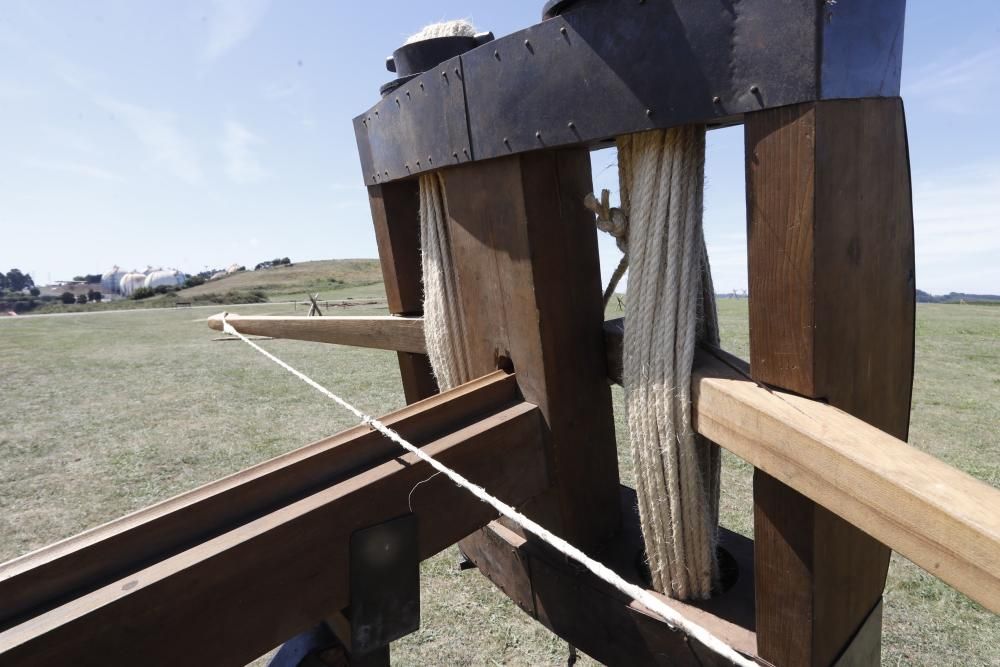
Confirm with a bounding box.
[0,371,519,630]
[604,318,1000,613]
[206,315,1000,612]
[0,375,544,666]
[208,313,426,353]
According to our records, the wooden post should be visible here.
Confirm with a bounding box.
[745,98,915,666]
[441,147,621,548]
[367,181,438,403]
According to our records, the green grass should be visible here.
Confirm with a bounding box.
[0,296,997,666]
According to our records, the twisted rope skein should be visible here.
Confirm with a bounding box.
[593,127,722,600]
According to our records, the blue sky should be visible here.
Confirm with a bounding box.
[1,1,997,294]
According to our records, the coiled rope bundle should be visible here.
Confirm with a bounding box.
[413,22,721,601]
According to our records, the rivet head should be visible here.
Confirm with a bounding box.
[712,95,721,104]
[463,148,469,156]
[494,49,500,59]
[524,39,530,47]
[645,108,653,117]
[452,151,458,158]
[560,26,567,35]
[395,98,400,106]
[567,121,575,129]
[750,85,760,94]
[454,68,460,76]
[535,130,542,139]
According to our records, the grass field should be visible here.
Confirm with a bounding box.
[1,289,997,665]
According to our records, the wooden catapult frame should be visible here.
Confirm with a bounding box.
[2,2,998,666]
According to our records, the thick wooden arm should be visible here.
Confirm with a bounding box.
[0,372,546,666]
[208,313,426,353]
[605,318,1000,614]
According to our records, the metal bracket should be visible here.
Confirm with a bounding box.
[348,513,421,657]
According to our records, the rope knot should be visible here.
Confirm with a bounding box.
[584,189,628,254]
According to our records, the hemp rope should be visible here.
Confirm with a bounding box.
[219,315,753,667]
[591,128,722,600]
[420,171,474,391]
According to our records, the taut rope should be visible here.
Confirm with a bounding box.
[219,315,753,667]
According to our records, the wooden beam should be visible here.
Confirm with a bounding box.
[442,148,621,548]
[745,97,915,666]
[207,314,427,354]
[0,371,517,628]
[461,488,757,667]
[691,349,1000,616]
[367,180,439,404]
[604,322,1000,614]
[0,389,547,667]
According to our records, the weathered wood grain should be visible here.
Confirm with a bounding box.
[208,314,427,354]
[0,399,547,666]
[0,372,517,628]
[367,180,439,403]
[745,98,915,665]
[442,148,621,548]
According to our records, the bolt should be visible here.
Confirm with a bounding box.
[384,171,388,177]
[567,121,575,129]
[452,151,458,159]
[419,82,424,90]
[374,110,379,116]
[441,70,447,77]
[750,85,760,94]
[712,95,721,104]
[535,130,542,139]
[463,148,469,156]
[416,161,420,167]
[524,39,530,48]
[406,91,411,98]
[503,137,510,146]
[395,98,400,106]
[494,49,500,60]
[560,26,567,35]
[645,108,653,117]
[454,68,460,76]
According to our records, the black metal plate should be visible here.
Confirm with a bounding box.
[463,0,816,162]
[353,55,472,185]
[353,0,906,185]
[349,514,420,656]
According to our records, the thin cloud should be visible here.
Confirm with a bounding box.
[221,120,268,185]
[97,97,204,185]
[912,161,1000,293]
[204,0,270,62]
[903,47,1000,113]
[25,157,121,183]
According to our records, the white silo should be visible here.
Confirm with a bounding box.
[144,268,186,290]
[101,266,126,294]
[119,272,147,296]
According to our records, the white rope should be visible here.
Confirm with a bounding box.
[592,128,722,601]
[219,314,753,667]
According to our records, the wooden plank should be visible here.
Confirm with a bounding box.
[0,371,517,627]
[463,488,757,667]
[442,148,621,548]
[367,180,439,403]
[0,401,548,666]
[745,98,915,666]
[368,182,423,316]
[207,314,427,354]
[691,350,1000,616]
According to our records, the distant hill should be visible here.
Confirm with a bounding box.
[179,259,383,299]
[916,290,1000,304]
